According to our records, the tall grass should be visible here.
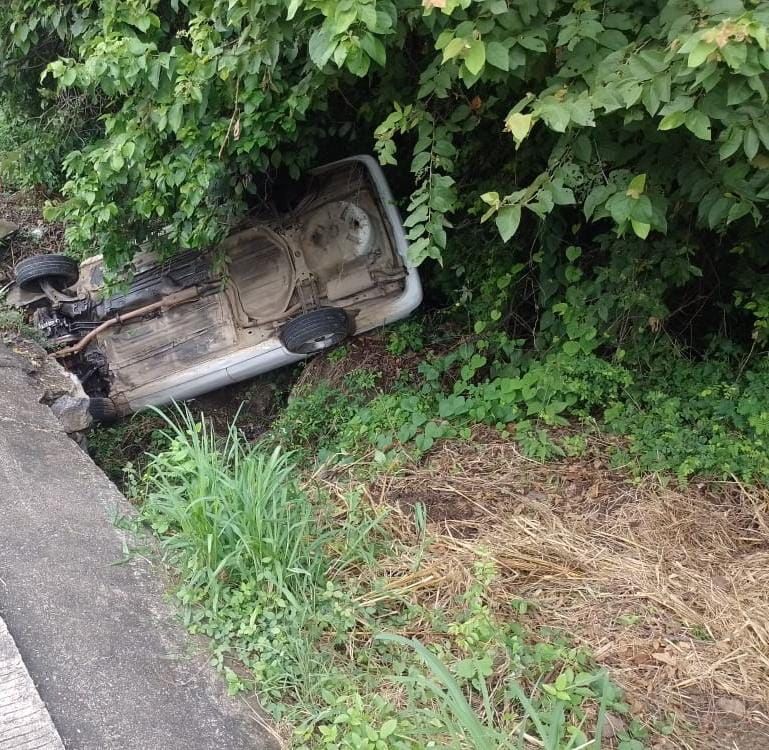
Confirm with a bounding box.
[135,406,616,748]
[139,406,327,604]
[376,634,610,750]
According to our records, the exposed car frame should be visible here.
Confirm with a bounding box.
[8,156,422,418]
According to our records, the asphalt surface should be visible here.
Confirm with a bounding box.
[0,342,274,750]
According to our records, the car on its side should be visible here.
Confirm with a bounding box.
[8,156,422,420]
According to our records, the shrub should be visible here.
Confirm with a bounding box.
[1,1,768,348]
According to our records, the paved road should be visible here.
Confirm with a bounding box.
[0,343,274,750]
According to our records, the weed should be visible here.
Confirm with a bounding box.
[343,368,381,392]
[386,320,425,356]
[0,306,51,347]
[327,345,348,364]
[686,624,713,642]
[140,407,330,600]
[137,408,639,749]
[274,330,769,483]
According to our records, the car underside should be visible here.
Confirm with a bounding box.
[7,156,422,418]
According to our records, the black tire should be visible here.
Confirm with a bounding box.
[88,397,118,425]
[15,254,80,292]
[279,307,351,355]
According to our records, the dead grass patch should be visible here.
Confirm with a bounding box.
[321,432,769,749]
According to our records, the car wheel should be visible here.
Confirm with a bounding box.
[279,307,351,355]
[15,254,80,292]
[88,397,118,425]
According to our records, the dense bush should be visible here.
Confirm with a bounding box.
[2,1,769,346]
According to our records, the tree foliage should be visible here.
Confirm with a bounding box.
[2,0,769,340]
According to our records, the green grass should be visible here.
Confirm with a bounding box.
[139,407,330,601]
[133,406,636,749]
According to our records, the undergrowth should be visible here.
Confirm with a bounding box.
[134,407,639,750]
[88,411,167,487]
[0,306,53,348]
[272,335,769,484]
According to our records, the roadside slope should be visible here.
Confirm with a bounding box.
[0,342,274,750]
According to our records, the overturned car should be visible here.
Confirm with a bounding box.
[8,156,422,420]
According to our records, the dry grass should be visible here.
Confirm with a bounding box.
[321,430,769,749]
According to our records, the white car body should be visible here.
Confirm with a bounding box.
[10,156,422,415]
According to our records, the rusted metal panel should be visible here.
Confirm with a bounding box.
[103,293,238,393]
[219,227,295,322]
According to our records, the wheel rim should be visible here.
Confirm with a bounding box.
[297,332,343,354]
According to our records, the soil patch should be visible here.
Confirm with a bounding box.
[295,334,423,393]
[189,365,296,440]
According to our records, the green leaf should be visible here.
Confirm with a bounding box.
[744,127,760,160]
[308,28,335,68]
[486,41,509,71]
[629,194,653,224]
[722,42,747,70]
[551,183,575,205]
[464,39,486,75]
[755,120,769,151]
[658,111,686,131]
[495,204,521,242]
[626,173,646,199]
[631,219,651,238]
[687,41,716,68]
[504,112,533,146]
[659,95,694,116]
[642,84,660,116]
[567,98,594,127]
[442,37,467,62]
[455,658,478,679]
[606,192,633,224]
[518,34,546,53]
[61,68,76,87]
[719,128,744,159]
[539,102,570,132]
[360,33,386,67]
[707,196,732,229]
[379,719,397,739]
[685,110,711,140]
[168,103,183,133]
[346,46,370,77]
[584,184,615,220]
[727,201,751,224]
[286,0,302,20]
